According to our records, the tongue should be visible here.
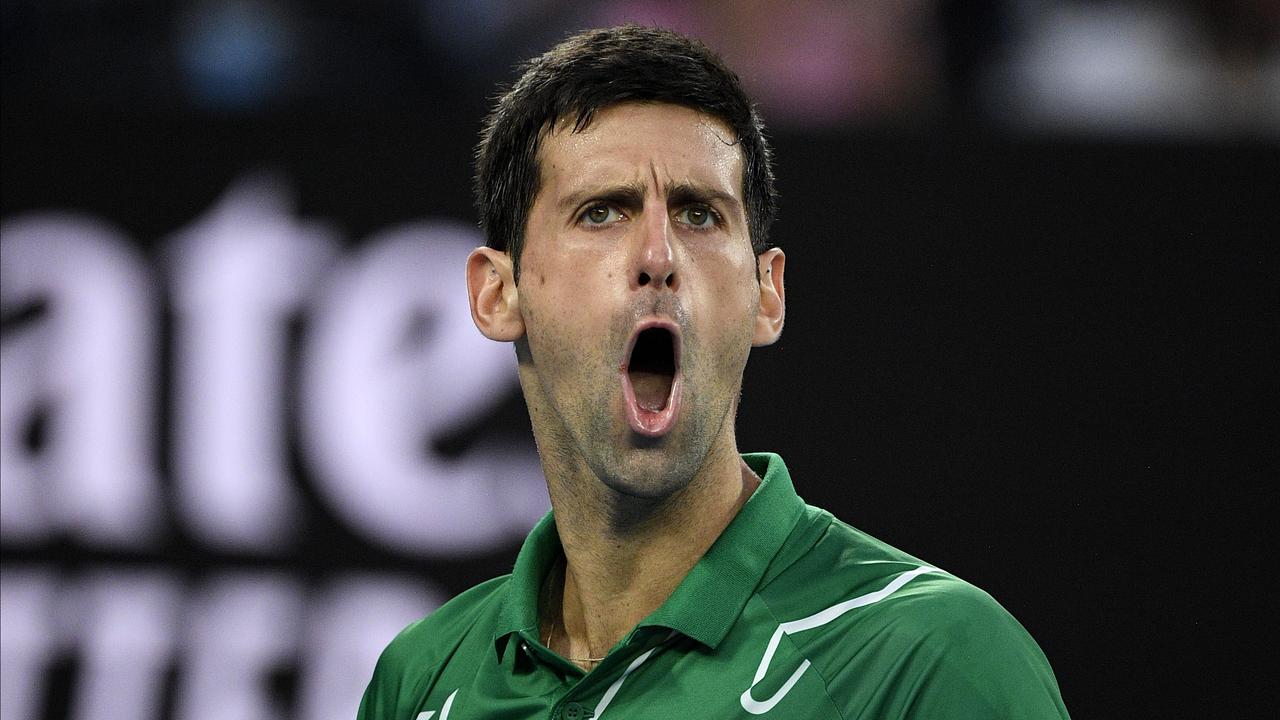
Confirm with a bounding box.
[629,370,673,411]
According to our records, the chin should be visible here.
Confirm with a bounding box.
[599,471,687,502]
[591,438,708,502]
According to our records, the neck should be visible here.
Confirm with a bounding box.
[540,441,759,669]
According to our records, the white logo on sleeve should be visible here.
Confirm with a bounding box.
[740,567,939,714]
[416,688,458,720]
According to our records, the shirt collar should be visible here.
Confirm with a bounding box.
[493,508,560,659]
[493,453,806,658]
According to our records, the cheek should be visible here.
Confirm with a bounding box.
[521,285,612,364]
[687,265,759,367]
[525,239,616,293]
[524,276,605,333]
[693,248,759,313]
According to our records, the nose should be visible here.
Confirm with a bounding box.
[632,210,678,291]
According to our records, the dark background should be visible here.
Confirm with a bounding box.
[4,2,1279,718]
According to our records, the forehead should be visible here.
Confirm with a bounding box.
[536,102,745,201]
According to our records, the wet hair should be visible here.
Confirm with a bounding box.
[474,25,778,280]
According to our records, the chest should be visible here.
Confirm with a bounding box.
[406,603,850,719]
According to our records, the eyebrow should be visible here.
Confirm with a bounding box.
[557,180,743,216]
[558,181,647,214]
[666,181,742,215]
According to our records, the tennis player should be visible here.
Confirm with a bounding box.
[359,25,1069,719]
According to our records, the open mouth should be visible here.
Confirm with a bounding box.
[620,322,682,437]
[629,328,676,410]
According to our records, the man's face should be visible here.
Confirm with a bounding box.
[512,102,774,499]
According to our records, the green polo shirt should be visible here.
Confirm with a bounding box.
[358,453,1069,719]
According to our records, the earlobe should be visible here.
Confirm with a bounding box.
[752,248,786,346]
[466,247,525,342]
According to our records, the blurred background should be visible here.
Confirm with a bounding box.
[2,1,1277,719]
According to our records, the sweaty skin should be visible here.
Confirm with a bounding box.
[466,102,786,668]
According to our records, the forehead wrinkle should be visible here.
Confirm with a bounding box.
[539,103,745,212]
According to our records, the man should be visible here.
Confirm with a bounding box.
[359,25,1069,719]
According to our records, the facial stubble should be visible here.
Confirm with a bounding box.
[524,292,750,525]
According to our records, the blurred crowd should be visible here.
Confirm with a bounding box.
[2,0,1278,136]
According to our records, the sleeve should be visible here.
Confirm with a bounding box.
[899,582,1070,720]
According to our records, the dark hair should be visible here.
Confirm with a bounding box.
[474,25,778,280]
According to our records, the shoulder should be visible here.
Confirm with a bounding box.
[886,574,1070,718]
[373,574,509,674]
[759,511,1069,718]
[758,507,934,612]
[358,575,510,719]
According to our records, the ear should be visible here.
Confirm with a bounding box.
[466,247,524,342]
[752,248,786,346]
